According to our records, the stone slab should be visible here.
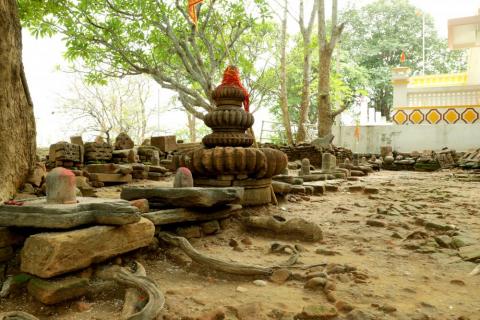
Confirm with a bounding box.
[143,205,242,225]
[303,183,325,195]
[121,187,244,208]
[0,197,140,229]
[27,276,90,305]
[272,181,292,194]
[459,245,480,262]
[89,173,132,183]
[21,218,154,278]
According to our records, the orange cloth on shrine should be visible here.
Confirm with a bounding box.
[219,66,250,112]
[188,0,204,26]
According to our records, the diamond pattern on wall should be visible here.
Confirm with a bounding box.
[443,108,460,124]
[461,108,479,124]
[393,110,408,125]
[409,110,424,124]
[425,109,442,124]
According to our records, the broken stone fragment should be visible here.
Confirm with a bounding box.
[296,304,338,319]
[121,186,244,208]
[271,181,292,194]
[21,218,154,278]
[200,220,220,235]
[244,215,323,242]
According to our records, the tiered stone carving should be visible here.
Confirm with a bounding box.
[202,86,254,147]
[178,84,287,205]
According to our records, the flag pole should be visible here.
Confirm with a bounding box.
[422,12,425,75]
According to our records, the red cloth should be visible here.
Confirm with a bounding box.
[219,66,250,112]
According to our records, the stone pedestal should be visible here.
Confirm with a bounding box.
[321,153,337,173]
[300,158,311,176]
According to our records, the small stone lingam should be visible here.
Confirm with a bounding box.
[176,69,287,205]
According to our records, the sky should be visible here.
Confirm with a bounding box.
[22,0,480,147]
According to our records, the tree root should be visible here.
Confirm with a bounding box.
[0,311,39,320]
[96,262,165,320]
[158,232,299,276]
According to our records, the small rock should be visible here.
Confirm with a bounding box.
[196,307,226,320]
[236,286,248,293]
[366,219,386,227]
[345,310,374,320]
[450,279,466,286]
[304,277,326,290]
[270,269,291,284]
[325,291,337,303]
[315,248,340,256]
[363,187,379,194]
[229,239,239,247]
[200,220,220,235]
[129,199,149,213]
[391,232,403,239]
[434,235,453,248]
[241,237,253,245]
[335,300,354,312]
[296,305,338,319]
[348,185,364,193]
[23,183,36,194]
[75,300,93,312]
[380,304,397,313]
[253,280,267,287]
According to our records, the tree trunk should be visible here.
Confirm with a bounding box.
[316,0,343,139]
[0,0,36,201]
[279,0,294,145]
[317,47,333,137]
[187,112,196,143]
[296,0,317,144]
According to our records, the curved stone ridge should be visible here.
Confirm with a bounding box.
[178,147,287,179]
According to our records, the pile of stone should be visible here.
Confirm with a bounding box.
[48,142,83,169]
[279,143,353,168]
[137,146,162,165]
[84,163,133,187]
[148,165,170,181]
[112,149,137,164]
[0,168,155,304]
[114,132,134,150]
[131,163,149,180]
[280,144,323,167]
[458,148,480,169]
[151,135,177,153]
[84,141,113,163]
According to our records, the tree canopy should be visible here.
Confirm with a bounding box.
[19,0,275,119]
[341,0,467,117]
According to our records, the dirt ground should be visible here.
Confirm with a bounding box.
[1,170,479,320]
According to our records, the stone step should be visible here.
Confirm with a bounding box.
[21,218,154,278]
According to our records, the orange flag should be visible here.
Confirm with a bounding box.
[354,122,360,141]
[188,0,204,26]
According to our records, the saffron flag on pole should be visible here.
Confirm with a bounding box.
[188,0,204,26]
